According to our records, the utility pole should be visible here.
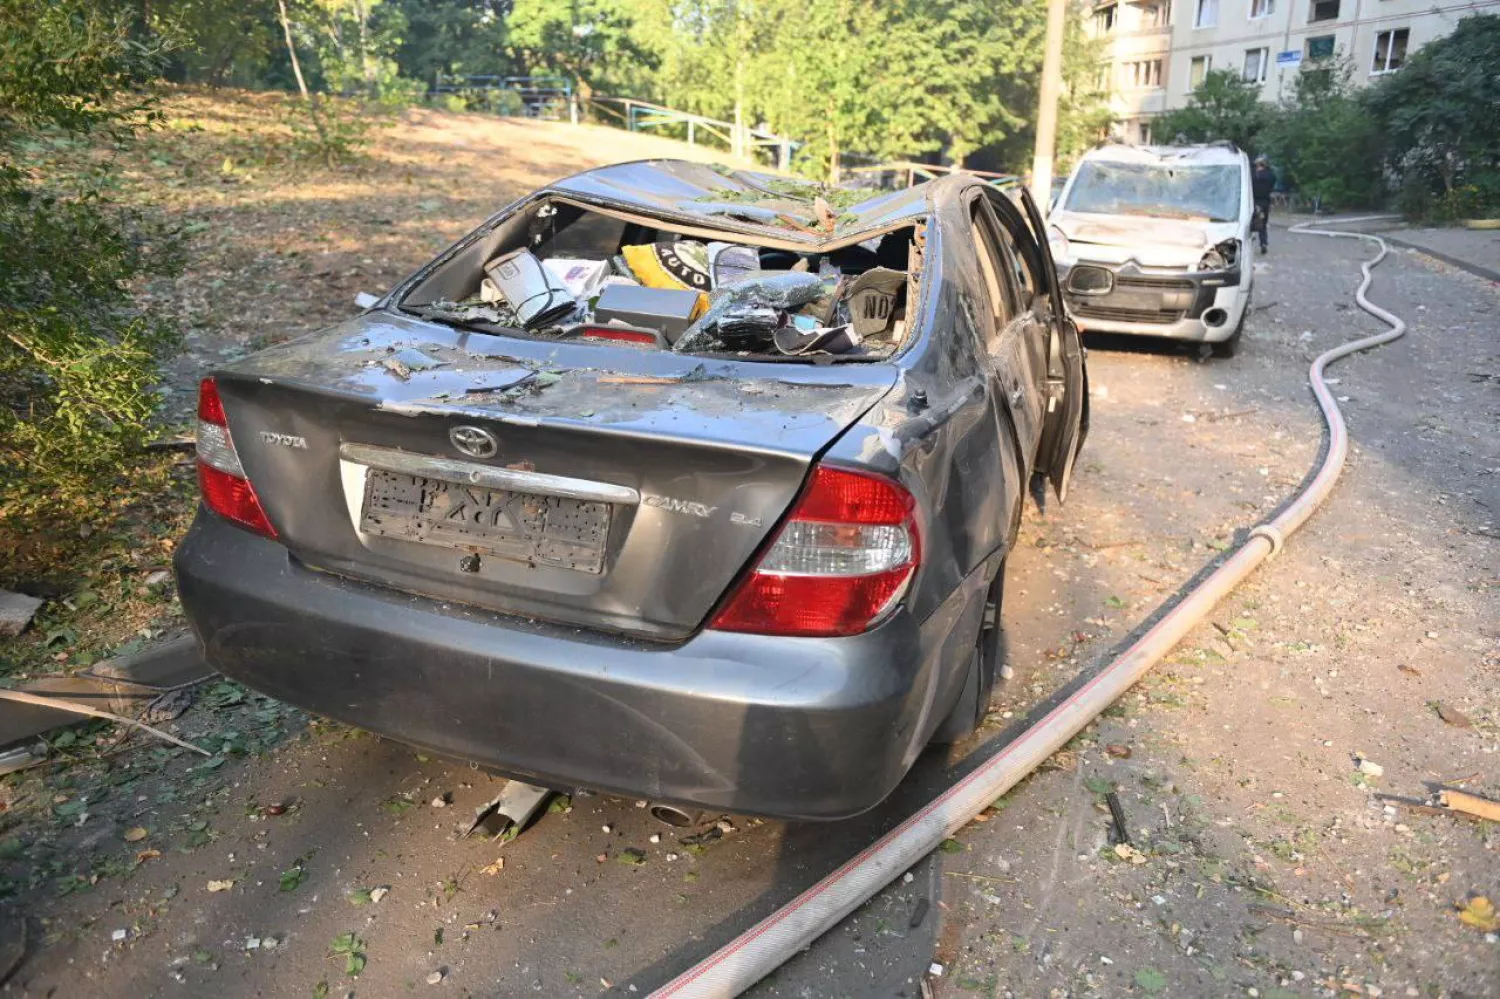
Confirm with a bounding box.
[1030,0,1068,211]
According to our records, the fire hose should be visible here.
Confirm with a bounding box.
[652,216,1408,998]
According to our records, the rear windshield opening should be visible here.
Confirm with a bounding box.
[398,200,916,362]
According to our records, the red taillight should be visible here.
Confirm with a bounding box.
[195,377,277,539]
[581,325,658,345]
[710,466,920,638]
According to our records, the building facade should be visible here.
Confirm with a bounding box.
[1086,0,1498,142]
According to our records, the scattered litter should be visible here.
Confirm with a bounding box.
[481,858,505,876]
[927,962,945,977]
[430,794,449,809]
[909,897,930,929]
[1106,791,1131,845]
[649,833,660,844]
[1355,756,1384,777]
[602,824,613,834]
[245,937,261,950]
[1457,895,1498,932]
[0,589,43,637]
[1439,788,1500,823]
[426,970,445,985]
[485,249,577,329]
[111,929,127,942]
[206,879,235,892]
[369,887,388,904]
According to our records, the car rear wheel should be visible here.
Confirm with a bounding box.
[929,563,1007,744]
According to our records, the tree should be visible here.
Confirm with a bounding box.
[1153,69,1266,151]
[506,0,657,100]
[1260,59,1383,209]
[0,0,181,492]
[1365,13,1500,217]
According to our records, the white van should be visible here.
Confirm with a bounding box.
[1047,143,1253,357]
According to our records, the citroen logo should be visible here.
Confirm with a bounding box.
[449,425,497,459]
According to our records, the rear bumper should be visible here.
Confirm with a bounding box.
[174,512,961,820]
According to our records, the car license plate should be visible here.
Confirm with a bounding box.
[359,469,611,574]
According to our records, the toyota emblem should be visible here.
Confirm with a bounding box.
[449,425,498,459]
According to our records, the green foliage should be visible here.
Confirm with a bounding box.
[506,0,656,99]
[279,93,378,165]
[0,0,182,493]
[1365,14,1500,220]
[1153,69,1267,151]
[1260,60,1384,209]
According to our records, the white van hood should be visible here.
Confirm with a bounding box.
[1052,211,1240,268]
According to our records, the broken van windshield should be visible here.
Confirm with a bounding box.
[1064,161,1241,223]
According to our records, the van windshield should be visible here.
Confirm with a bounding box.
[1064,161,1241,223]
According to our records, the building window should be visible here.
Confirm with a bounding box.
[1309,0,1339,22]
[1194,0,1218,28]
[1140,1,1171,28]
[1138,120,1154,144]
[1095,2,1117,33]
[1189,55,1213,88]
[1306,34,1335,59]
[1249,0,1274,18]
[1123,59,1164,88]
[1371,28,1409,74]
[1243,47,1269,82]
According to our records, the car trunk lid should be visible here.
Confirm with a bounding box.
[210,311,896,641]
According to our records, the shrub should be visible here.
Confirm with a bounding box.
[0,0,182,494]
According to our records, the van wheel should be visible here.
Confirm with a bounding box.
[1211,314,1245,358]
[930,564,1008,744]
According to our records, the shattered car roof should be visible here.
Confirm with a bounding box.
[544,160,932,246]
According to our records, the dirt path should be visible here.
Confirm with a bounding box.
[2,97,1496,998]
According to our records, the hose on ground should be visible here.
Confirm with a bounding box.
[650,217,1409,998]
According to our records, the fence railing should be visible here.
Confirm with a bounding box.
[586,96,794,170]
[430,75,576,121]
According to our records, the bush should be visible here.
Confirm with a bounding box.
[1366,14,1500,221]
[1260,60,1384,210]
[0,0,182,494]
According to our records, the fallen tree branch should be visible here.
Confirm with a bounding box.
[0,689,211,756]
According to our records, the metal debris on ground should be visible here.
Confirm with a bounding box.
[1106,791,1132,845]
[462,779,552,841]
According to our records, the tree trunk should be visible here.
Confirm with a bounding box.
[275,0,332,163]
[354,0,377,98]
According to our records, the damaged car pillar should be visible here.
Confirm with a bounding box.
[173,160,1088,821]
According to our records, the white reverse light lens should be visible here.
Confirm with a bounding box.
[757,522,913,577]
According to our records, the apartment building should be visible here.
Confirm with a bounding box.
[1088,0,1177,144]
[1087,0,1497,141]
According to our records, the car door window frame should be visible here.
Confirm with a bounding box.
[967,197,1019,337]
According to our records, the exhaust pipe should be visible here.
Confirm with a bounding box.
[649,216,1409,998]
[649,803,704,828]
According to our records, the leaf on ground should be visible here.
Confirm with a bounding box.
[1134,967,1168,993]
[617,848,647,866]
[344,952,366,977]
[381,796,415,816]
[347,888,372,905]
[938,838,965,854]
[547,794,571,813]
[1104,595,1126,608]
[1432,701,1473,728]
[1114,843,1148,865]
[312,983,329,999]
[480,858,504,876]
[279,865,305,892]
[1457,895,1498,932]
[1084,776,1114,796]
[330,932,362,954]
[123,826,148,843]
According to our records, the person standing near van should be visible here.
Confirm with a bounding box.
[1251,156,1275,253]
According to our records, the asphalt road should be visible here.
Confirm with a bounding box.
[9,227,1497,998]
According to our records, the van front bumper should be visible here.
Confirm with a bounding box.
[1059,260,1246,342]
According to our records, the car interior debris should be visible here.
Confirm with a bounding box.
[399,198,917,360]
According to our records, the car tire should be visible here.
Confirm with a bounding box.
[929,563,1008,745]
[1212,307,1247,359]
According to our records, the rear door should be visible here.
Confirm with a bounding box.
[1012,186,1087,502]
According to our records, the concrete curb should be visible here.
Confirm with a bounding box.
[1378,233,1500,284]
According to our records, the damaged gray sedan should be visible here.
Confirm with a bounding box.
[174,161,1088,820]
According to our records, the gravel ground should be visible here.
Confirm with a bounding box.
[2,186,1495,995]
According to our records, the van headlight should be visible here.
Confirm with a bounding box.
[1197,239,1240,272]
[1048,225,1069,263]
